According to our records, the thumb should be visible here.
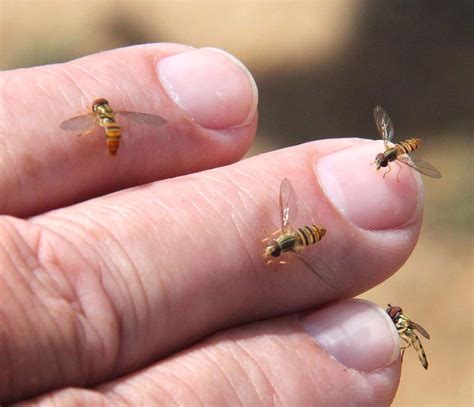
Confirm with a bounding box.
[28,299,401,406]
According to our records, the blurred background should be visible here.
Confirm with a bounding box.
[1,1,472,404]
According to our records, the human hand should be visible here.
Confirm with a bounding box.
[0,44,422,404]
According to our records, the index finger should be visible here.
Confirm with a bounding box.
[0,44,258,217]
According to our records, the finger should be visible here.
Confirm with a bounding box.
[0,138,422,402]
[27,300,402,406]
[0,44,258,217]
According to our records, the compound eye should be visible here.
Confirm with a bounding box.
[92,98,108,111]
[388,306,402,320]
[270,246,281,257]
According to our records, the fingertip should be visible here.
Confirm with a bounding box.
[0,43,259,216]
[301,299,400,372]
[157,47,258,130]
[316,140,423,230]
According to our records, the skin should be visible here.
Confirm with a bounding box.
[0,43,423,405]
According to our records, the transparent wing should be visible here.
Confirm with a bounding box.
[296,253,336,289]
[117,111,167,127]
[59,113,96,131]
[410,321,431,340]
[399,156,442,178]
[374,106,395,146]
[279,178,298,233]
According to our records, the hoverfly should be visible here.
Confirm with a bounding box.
[60,98,167,156]
[373,106,441,181]
[386,304,430,369]
[262,178,333,287]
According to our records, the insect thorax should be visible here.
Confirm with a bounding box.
[99,108,115,118]
[395,314,411,330]
[384,147,398,162]
[94,101,115,118]
[276,234,298,253]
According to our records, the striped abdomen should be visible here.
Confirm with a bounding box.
[396,138,421,156]
[295,225,326,247]
[408,331,429,369]
[101,117,121,156]
[268,225,326,258]
[413,333,429,369]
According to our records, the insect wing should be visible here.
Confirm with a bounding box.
[409,320,431,340]
[117,111,167,127]
[279,178,298,233]
[401,156,442,178]
[296,253,336,288]
[374,106,394,146]
[60,113,96,132]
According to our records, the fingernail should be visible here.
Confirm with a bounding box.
[301,299,400,372]
[316,141,423,230]
[157,47,258,129]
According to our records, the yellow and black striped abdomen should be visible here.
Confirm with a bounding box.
[408,331,429,369]
[396,138,421,156]
[101,117,121,156]
[295,225,326,247]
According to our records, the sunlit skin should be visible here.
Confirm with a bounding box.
[372,106,441,181]
[1,42,426,405]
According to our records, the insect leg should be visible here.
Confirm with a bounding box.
[382,163,392,178]
[399,333,412,348]
[400,342,412,351]
[395,161,403,183]
[398,334,412,363]
[400,344,412,363]
[78,128,95,138]
[400,348,407,363]
[260,230,281,244]
[266,258,288,266]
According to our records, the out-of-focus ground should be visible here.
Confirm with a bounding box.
[1,1,472,405]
